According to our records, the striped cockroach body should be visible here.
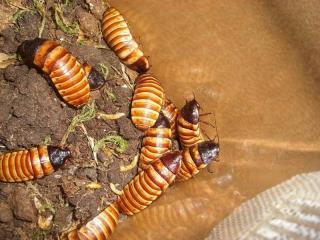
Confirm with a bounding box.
[162,98,179,138]
[102,7,149,73]
[177,140,219,181]
[18,38,105,107]
[139,112,172,170]
[65,203,119,240]
[177,99,203,148]
[117,151,182,215]
[131,74,164,130]
[0,145,71,182]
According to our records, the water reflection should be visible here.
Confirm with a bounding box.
[109,0,320,239]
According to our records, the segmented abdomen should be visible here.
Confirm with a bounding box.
[162,98,178,138]
[139,125,172,170]
[35,40,90,107]
[131,74,164,130]
[117,151,181,215]
[0,146,54,182]
[177,115,202,148]
[65,203,119,240]
[102,8,149,73]
[176,145,205,181]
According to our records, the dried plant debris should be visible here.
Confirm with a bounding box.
[0,0,140,238]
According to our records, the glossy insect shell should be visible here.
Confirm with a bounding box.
[102,7,149,73]
[18,38,105,107]
[0,145,70,182]
[65,203,120,240]
[131,74,164,130]
[162,98,179,138]
[177,141,219,181]
[177,99,203,148]
[139,112,172,170]
[117,151,182,215]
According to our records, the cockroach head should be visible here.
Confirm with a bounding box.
[84,64,106,90]
[153,112,170,128]
[160,151,182,175]
[17,38,46,66]
[132,56,150,73]
[199,140,219,165]
[47,146,72,170]
[181,98,201,124]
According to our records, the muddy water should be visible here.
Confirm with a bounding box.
[109,1,320,239]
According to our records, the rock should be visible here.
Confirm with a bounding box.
[0,202,13,223]
[10,187,37,222]
[76,8,100,40]
[85,0,108,20]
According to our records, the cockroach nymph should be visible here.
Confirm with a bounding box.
[102,7,150,73]
[64,203,119,240]
[0,145,71,182]
[162,98,179,138]
[131,74,164,130]
[139,112,172,170]
[117,151,182,215]
[177,98,203,148]
[177,140,219,181]
[18,38,105,107]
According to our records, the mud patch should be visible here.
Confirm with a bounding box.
[0,1,140,239]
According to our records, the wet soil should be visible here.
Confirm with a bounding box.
[0,1,142,239]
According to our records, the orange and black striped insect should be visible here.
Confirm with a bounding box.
[177,98,203,148]
[131,74,164,130]
[64,203,119,240]
[162,98,179,138]
[139,112,172,170]
[18,38,105,107]
[117,151,182,215]
[177,140,219,181]
[102,7,150,73]
[0,145,71,182]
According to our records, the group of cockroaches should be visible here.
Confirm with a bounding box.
[0,6,220,240]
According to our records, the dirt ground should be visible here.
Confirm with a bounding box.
[0,0,143,239]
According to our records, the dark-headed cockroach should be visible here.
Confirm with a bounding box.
[139,112,172,170]
[101,7,150,73]
[131,74,164,130]
[0,145,71,182]
[117,151,182,215]
[64,203,119,240]
[177,140,219,181]
[162,98,179,138]
[177,99,203,148]
[18,38,105,107]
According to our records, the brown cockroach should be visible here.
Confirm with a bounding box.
[0,145,71,182]
[177,140,219,181]
[64,203,119,240]
[102,7,149,73]
[131,74,164,130]
[139,112,172,170]
[162,98,179,138]
[117,151,182,215]
[177,98,203,148]
[18,38,105,107]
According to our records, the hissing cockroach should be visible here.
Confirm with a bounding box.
[177,140,219,181]
[177,99,203,148]
[0,145,71,182]
[162,98,179,138]
[117,151,182,215]
[18,38,105,107]
[65,203,119,240]
[139,112,172,170]
[101,7,150,73]
[131,74,164,130]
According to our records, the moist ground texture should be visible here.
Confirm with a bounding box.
[0,1,143,239]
